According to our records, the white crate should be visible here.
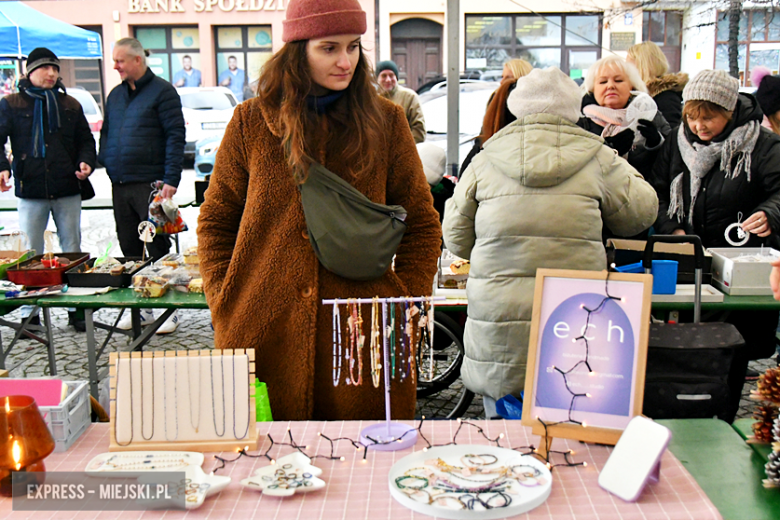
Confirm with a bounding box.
[39,381,90,452]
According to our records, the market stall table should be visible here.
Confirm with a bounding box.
[659,419,780,520]
[0,294,54,374]
[0,419,723,519]
[37,289,207,399]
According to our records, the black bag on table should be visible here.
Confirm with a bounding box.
[641,235,745,422]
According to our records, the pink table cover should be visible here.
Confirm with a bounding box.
[0,420,722,520]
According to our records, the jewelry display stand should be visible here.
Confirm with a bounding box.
[322,296,444,451]
[109,350,259,452]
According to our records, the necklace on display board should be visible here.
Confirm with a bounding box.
[210,350,226,437]
[164,352,179,441]
[187,351,201,433]
[140,352,155,441]
[114,354,134,447]
[233,351,251,440]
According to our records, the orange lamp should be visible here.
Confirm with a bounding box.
[0,395,55,497]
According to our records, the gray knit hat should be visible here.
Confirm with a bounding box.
[683,69,739,111]
[507,67,581,124]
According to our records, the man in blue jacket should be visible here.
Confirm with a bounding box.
[100,37,185,333]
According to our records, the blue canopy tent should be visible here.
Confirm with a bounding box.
[0,2,101,59]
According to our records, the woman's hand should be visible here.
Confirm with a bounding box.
[672,229,686,236]
[771,258,780,300]
[604,129,635,156]
[637,119,662,148]
[741,210,772,237]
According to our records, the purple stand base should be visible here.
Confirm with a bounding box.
[648,459,661,484]
[360,423,418,451]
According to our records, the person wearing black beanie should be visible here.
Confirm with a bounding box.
[753,66,780,135]
[0,46,96,331]
[375,59,426,143]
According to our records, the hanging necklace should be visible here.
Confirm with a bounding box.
[418,303,433,380]
[163,352,179,441]
[406,301,419,380]
[370,297,382,388]
[390,302,396,380]
[356,302,364,386]
[348,300,358,386]
[233,352,251,440]
[186,351,201,433]
[427,299,435,380]
[400,300,410,382]
[332,303,342,387]
[114,355,133,447]
[140,353,155,441]
[210,350,226,437]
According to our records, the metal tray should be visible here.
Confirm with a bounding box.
[66,257,151,288]
[7,253,89,287]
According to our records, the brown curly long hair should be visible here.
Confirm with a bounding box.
[255,41,385,182]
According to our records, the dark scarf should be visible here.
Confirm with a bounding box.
[18,77,65,158]
[306,90,345,114]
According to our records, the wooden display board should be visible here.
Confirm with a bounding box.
[521,269,652,450]
[109,349,258,452]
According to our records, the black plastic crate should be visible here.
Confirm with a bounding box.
[66,257,151,288]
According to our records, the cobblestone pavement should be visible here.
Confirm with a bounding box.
[0,169,775,421]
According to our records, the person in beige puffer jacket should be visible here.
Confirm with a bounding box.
[442,67,659,418]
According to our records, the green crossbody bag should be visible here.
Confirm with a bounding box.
[299,162,407,281]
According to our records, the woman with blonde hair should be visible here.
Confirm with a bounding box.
[502,58,532,82]
[579,54,670,183]
[197,0,442,421]
[627,41,688,128]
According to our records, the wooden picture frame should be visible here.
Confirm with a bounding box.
[521,269,653,447]
[109,349,259,452]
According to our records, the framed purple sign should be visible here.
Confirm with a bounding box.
[521,269,653,447]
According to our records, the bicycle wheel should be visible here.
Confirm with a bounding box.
[417,312,465,398]
[446,387,476,419]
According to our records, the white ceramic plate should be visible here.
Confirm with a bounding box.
[240,452,326,497]
[388,444,552,520]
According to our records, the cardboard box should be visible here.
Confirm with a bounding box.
[607,239,713,285]
[708,247,779,295]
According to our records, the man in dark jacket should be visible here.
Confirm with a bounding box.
[0,47,96,331]
[100,37,185,334]
[99,37,185,262]
[0,47,95,255]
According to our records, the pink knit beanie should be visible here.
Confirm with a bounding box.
[282,0,367,43]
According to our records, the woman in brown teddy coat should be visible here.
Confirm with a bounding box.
[196,0,442,421]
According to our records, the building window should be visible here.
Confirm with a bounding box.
[465,13,601,78]
[715,9,780,86]
[642,11,683,72]
[135,26,201,86]
[214,25,272,102]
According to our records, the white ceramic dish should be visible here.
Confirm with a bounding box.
[388,444,552,519]
[240,452,326,497]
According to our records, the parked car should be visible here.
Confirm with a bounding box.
[420,81,499,168]
[417,71,501,94]
[177,86,237,160]
[67,87,103,152]
[194,133,221,178]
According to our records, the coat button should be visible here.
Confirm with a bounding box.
[301,287,313,298]
[301,229,309,239]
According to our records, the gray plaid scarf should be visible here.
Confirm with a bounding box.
[668,121,760,225]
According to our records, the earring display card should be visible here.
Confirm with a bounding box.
[109,350,259,453]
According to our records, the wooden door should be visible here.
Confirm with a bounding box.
[392,38,441,91]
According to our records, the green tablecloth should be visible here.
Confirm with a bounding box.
[659,418,780,520]
[37,288,207,309]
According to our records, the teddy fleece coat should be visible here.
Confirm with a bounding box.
[197,95,442,421]
[442,114,658,400]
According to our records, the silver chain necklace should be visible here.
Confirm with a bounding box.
[164,352,179,441]
[233,352,251,440]
[114,355,133,447]
[210,350,226,437]
[186,351,201,433]
[140,353,155,441]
